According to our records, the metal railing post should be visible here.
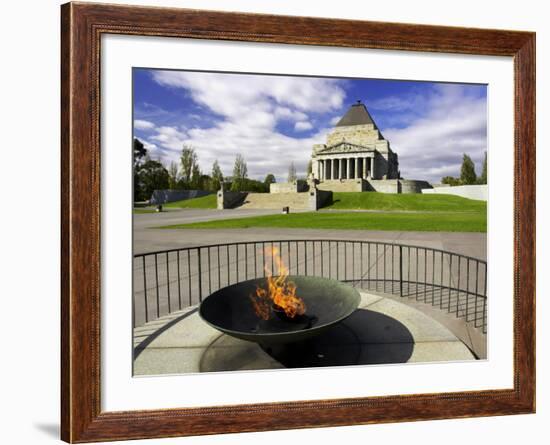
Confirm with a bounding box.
[399,245,403,297]
[197,248,203,302]
[154,254,160,318]
[142,255,148,323]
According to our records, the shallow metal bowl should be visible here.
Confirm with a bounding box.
[199,275,361,344]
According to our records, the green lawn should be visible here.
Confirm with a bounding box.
[158,211,486,232]
[327,192,486,212]
[163,194,217,209]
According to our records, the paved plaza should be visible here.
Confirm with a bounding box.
[133,292,476,375]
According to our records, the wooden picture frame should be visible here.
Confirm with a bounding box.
[61,2,535,442]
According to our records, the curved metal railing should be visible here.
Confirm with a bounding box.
[133,240,487,333]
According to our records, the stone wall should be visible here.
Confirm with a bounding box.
[400,180,433,194]
[309,188,333,210]
[150,189,212,205]
[369,179,432,193]
[317,179,366,192]
[326,124,380,146]
[368,179,399,193]
[372,153,385,180]
[318,179,432,194]
[421,184,487,201]
[270,180,308,193]
[239,192,309,210]
[217,189,248,209]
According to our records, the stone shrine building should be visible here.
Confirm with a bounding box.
[309,101,433,193]
[310,101,430,193]
[312,100,399,185]
[267,100,431,198]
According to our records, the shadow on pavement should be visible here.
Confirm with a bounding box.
[200,309,414,371]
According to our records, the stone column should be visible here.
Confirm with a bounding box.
[338,159,342,179]
[371,156,376,179]
[317,160,321,180]
[344,158,349,179]
[355,157,360,179]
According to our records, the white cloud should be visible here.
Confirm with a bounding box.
[275,107,308,122]
[294,121,313,132]
[144,70,345,180]
[141,71,485,185]
[150,126,186,145]
[134,119,155,130]
[384,85,487,183]
[147,119,331,181]
[151,71,345,125]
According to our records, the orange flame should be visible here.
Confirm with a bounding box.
[249,246,306,320]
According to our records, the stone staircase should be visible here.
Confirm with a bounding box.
[238,192,311,210]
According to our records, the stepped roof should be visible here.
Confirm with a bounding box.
[335,101,377,128]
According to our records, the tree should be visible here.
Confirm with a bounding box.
[211,160,224,191]
[168,161,180,189]
[180,145,198,183]
[233,178,268,193]
[133,138,148,200]
[287,161,297,183]
[133,138,147,167]
[263,173,276,185]
[231,154,248,191]
[135,159,170,201]
[190,163,202,189]
[441,176,461,186]
[460,154,477,185]
[479,151,487,184]
[197,174,212,191]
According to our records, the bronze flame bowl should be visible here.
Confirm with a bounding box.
[199,275,361,344]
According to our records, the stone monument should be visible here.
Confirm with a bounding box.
[310,101,429,193]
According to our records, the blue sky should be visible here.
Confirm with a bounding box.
[133,68,487,183]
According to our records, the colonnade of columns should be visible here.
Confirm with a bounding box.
[317,157,374,180]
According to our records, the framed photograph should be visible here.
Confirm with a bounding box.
[61,2,535,442]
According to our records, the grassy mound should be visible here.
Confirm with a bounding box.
[163,194,217,209]
[326,192,486,212]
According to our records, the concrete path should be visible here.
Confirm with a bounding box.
[133,292,475,376]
